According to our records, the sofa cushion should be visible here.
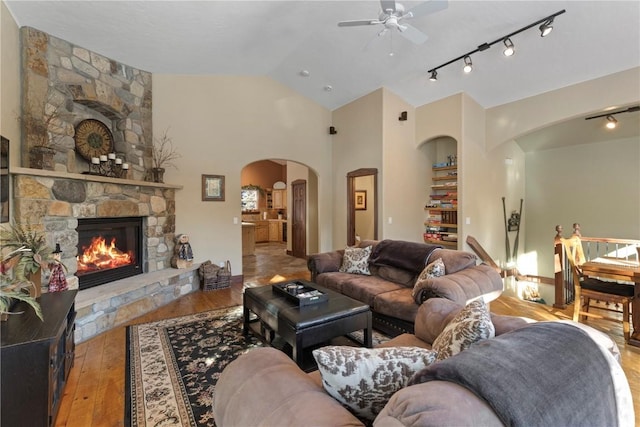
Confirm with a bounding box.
[412,257,445,299]
[339,245,372,275]
[372,288,419,323]
[312,346,437,421]
[369,264,416,287]
[430,248,477,274]
[318,273,404,306]
[370,239,442,273]
[431,299,495,361]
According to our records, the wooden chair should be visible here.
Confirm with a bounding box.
[561,236,635,342]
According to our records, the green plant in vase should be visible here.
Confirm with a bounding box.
[0,222,52,297]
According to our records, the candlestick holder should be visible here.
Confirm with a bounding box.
[89,155,129,178]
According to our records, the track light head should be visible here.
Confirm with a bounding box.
[463,56,473,73]
[539,18,554,37]
[429,70,438,81]
[502,38,515,56]
[605,116,618,129]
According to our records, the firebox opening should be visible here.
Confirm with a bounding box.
[77,217,143,290]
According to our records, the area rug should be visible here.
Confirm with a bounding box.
[125,305,389,427]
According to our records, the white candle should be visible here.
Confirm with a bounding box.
[115,158,123,165]
[122,163,129,170]
[108,153,116,160]
[99,155,108,162]
[91,157,100,164]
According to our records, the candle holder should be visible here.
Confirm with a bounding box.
[89,154,129,178]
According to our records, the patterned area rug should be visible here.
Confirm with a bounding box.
[125,305,389,427]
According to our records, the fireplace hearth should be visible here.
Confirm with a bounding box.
[77,217,144,290]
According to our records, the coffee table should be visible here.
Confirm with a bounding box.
[243,280,372,368]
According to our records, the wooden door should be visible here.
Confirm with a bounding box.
[291,180,306,259]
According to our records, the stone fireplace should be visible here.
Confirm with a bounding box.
[13,27,199,343]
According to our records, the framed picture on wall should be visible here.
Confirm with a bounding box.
[355,190,367,211]
[202,174,225,201]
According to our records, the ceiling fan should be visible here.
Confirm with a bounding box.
[337,0,448,45]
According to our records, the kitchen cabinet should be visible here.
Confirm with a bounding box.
[268,221,284,242]
[272,189,286,210]
[242,222,256,255]
[1,290,77,427]
[255,221,269,242]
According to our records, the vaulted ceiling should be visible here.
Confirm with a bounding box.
[6,1,640,148]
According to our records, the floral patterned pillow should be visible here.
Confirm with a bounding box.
[412,257,445,299]
[339,245,372,275]
[431,299,495,361]
[313,346,437,421]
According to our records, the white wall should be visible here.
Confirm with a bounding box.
[152,75,332,273]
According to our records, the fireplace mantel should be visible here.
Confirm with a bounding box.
[11,167,183,190]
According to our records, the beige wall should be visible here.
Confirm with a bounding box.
[152,74,332,273]
[0,2,21,168]
[525,137,639,302]
[331,89,383,248]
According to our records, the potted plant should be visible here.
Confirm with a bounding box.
[0,245,44,321]
[0,222,52,297]
[149,128,181,183]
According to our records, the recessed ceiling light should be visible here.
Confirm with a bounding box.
[299,70,310,77]
[324,85,333,92]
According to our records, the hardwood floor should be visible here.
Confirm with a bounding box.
[56,242,639,426]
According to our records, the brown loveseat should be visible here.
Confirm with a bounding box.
[214,298,633,426]
[307,239,503,335]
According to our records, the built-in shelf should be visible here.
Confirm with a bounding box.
[425,161,458,248]
[10,167,183,190]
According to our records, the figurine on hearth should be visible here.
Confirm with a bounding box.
[48,244,68,292]
[171,234,194,269]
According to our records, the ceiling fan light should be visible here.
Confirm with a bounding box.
[463,56,473,73]
[429,70,438,81]
[539,18,554,37]
[605,115,617,129]
[503,38,515,56]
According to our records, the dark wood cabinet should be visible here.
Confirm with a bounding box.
[1,290,77,427]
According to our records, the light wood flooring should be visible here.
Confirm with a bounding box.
[56,242,639,426]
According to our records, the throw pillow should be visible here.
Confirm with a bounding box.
[339,245,372,275]
[431,299,495,361]
[412,257,446,299]
[313,346,437,421]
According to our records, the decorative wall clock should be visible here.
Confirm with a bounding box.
[74,119,114,161]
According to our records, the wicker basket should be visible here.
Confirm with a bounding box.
[199,260,231,291]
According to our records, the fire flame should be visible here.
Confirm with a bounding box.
[77,236,133,272]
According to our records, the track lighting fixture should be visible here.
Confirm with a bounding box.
[539,18,554,37]
[427,9,565,81]
[463,56,473,73]
[502,38,515,57]
[584,105,640,130]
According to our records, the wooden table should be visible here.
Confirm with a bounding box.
[581,258,640,347]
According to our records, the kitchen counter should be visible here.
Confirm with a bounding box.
[242,222,256,255]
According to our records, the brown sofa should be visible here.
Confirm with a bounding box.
[214,298,633,426]
[307,239,503,335]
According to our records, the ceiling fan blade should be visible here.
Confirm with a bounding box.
[338,19,378,27]
[380,0,397,14]
[406,0,448,18]
[397,23,428,44]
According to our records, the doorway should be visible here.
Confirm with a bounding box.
[347,168,378,246]
[291,179,307,258]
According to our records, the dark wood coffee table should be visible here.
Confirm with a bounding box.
[243,280,372,368]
